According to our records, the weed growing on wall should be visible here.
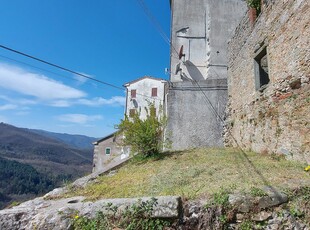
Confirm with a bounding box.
[71,198,170,230]
[246,0,261,14]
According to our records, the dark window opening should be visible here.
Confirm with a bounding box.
[151,88,157,97]
[254,47,270,90]
[105,147,111,155]
[131,89,136,98]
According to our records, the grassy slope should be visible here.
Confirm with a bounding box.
[66,148,309,201]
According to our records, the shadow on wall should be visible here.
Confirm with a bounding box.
[185,60,204,81]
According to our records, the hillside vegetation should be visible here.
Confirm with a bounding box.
[66,148,309,200]
[0,156,55,209]
[0,123,94,209]
[0,123,93,177]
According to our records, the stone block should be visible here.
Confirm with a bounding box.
[258,193,288,209]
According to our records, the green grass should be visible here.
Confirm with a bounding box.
[64,148,309,201]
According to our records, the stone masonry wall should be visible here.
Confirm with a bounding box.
[225,0,310,163]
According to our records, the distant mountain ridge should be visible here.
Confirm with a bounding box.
[0,122,94,209]
[28,129,97,150]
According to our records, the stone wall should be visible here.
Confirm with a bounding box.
[167,80,227,150]
[225,0,310,163]
[167,0,247,150]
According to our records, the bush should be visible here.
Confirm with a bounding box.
[116,103,169,158]
[247,0,261,14]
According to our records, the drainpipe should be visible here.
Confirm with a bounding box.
[163,91,169,151]
[124,87,128,118]
[165,92,169,118]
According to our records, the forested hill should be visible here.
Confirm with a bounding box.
[0,122,94,209]
[0,123,93,166]
[0,156,55,209]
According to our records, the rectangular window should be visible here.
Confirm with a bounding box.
[131,89,136,98]
[129,109,136,117]
[105,147,111,155]
[254,46,270,91]
[151,88,157,97]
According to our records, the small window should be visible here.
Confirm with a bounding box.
[254,46,270,90]
[131,89,136,98]
[105,147,111,155]
[129,109,136,117]
[151,88,157,97]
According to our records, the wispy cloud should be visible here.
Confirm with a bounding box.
[0,63,125,109]
[0,95,38,105]
[48,96,126,108]
[56,114,103,125]
[49,100,72,107]
[0,104,17,111]
[73,72,93,85]
[0,63,86,100]
[78,96,125,107]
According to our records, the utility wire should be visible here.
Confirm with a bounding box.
[136,0,179,56]
[0,54,84,84]
[192,73,274,189]
[139,0,275,187]
[0,44,124,91]
[0,45,163,101]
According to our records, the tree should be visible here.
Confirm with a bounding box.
[116,103,169,158]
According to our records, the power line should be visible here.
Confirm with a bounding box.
[0,44,124,91]
[136,0,170,45]
[137,1,278,191]
[136,0,179,56]
[0,54,85,84]
[0,44,163,101]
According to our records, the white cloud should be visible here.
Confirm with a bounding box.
[0,95,38,105]
[0,63,125,109]
[0,104,17,111]
[73,72,93,85]
[78,96,125,107]
[49,100,72,107]
[57,114,103,125]
[0,63,86,100]
[47,96,126,108]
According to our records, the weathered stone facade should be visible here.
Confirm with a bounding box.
[92,133,130,173]
[225,0,310,163]
[167,0,247,150]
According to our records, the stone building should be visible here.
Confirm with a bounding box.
[92,132,130,173]
[92,76,167,173]
[124,76,167,120]
[225,0,310,163]
[166,0,247,150]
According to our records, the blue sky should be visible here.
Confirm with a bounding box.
[0,0,171,137]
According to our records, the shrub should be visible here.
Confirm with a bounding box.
[247,0,261,14]
[116,103,169,158]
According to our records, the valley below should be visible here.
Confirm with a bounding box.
[0,122,96,209]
